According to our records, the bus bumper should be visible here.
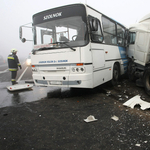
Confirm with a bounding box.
[32,73,93,88]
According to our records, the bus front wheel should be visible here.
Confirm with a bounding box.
[111,63,120,86]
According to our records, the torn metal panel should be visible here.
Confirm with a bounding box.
[123,95,150,110]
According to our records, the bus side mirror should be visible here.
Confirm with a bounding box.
[19,26,22,40]
[92,19,98,31]
[19,26,26,43]
[19,23,33,43]
[89,18,98,32]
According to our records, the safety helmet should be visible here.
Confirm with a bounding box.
[11,48,18,53]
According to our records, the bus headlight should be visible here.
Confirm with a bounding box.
[71,67,85,73]
[72,68,75,72]
[32,65,37,72]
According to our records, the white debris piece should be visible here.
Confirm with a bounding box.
[123,95,150,110]
[84,115,98,123]
[135,143,141,147]
[7,84,33,91]
[111,115,119,121]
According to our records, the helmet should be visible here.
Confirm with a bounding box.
[11,48,18,53]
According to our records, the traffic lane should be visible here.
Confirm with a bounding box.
[0,63,8,71]
[0,62,32,83]
[0,79,150,149]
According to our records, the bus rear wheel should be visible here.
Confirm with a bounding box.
[111,63,120,86]
[143,69,150,96]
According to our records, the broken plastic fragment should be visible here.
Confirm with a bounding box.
[135,143,141,147]
[84,115,98,123]
[119,98,123,101]
[118,95,122,97]
[111,115,119,121]
[123,95,150,110]
[106,91,111,96]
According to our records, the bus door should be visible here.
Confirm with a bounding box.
[88,16,105,86]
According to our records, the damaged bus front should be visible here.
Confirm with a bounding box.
[31,4,90,88]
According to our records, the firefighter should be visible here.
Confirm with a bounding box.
[7,48,22,85]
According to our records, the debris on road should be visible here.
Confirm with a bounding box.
[7,84,33,91]
[7,67,33,91]
[135,143,141,147]
[123,95,150,110]
[111,115,119,121]
[84,115,98,123]
[106,91,111,96]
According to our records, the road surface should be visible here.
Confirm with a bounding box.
[0,61,150,150]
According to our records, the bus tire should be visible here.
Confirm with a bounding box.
[111,63,120,86]
[143,69,150,96]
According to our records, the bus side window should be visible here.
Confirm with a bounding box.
[102,16,117,45]
[117,24,126,46]
[88,16,103,43]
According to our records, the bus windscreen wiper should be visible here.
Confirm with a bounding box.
[37,47,54,50]
[32,46,55,54]
[34,41,76,52]
[55,41,76,51]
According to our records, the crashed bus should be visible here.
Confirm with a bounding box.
[127,13,150,95]
[20,4,128,88]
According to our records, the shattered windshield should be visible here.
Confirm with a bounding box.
[33,16,88,50]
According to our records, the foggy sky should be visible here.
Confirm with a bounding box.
[0,0,150,60]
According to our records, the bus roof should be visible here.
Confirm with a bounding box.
[33,3,127,29]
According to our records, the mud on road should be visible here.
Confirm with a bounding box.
[0,79,150,150]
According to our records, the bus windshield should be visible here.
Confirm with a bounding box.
[33,4,88,50]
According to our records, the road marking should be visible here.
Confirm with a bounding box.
[17,67,28,82]
[0,69,9,74]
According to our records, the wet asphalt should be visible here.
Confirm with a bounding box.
[0,63,150,150]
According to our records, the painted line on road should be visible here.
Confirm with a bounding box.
[0,69,9,74]
[17,67,28,82]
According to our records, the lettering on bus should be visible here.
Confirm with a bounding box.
[39,60,68,63]
[43,12,62,20]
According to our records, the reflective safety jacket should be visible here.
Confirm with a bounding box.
[7,53,21,71]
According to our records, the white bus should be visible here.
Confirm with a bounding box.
[20,4,128,88]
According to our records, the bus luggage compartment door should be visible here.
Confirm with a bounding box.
[92,49,105,70]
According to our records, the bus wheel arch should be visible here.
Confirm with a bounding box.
[111,62,120,86]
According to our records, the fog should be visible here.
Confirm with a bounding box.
[0,0,150,60]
